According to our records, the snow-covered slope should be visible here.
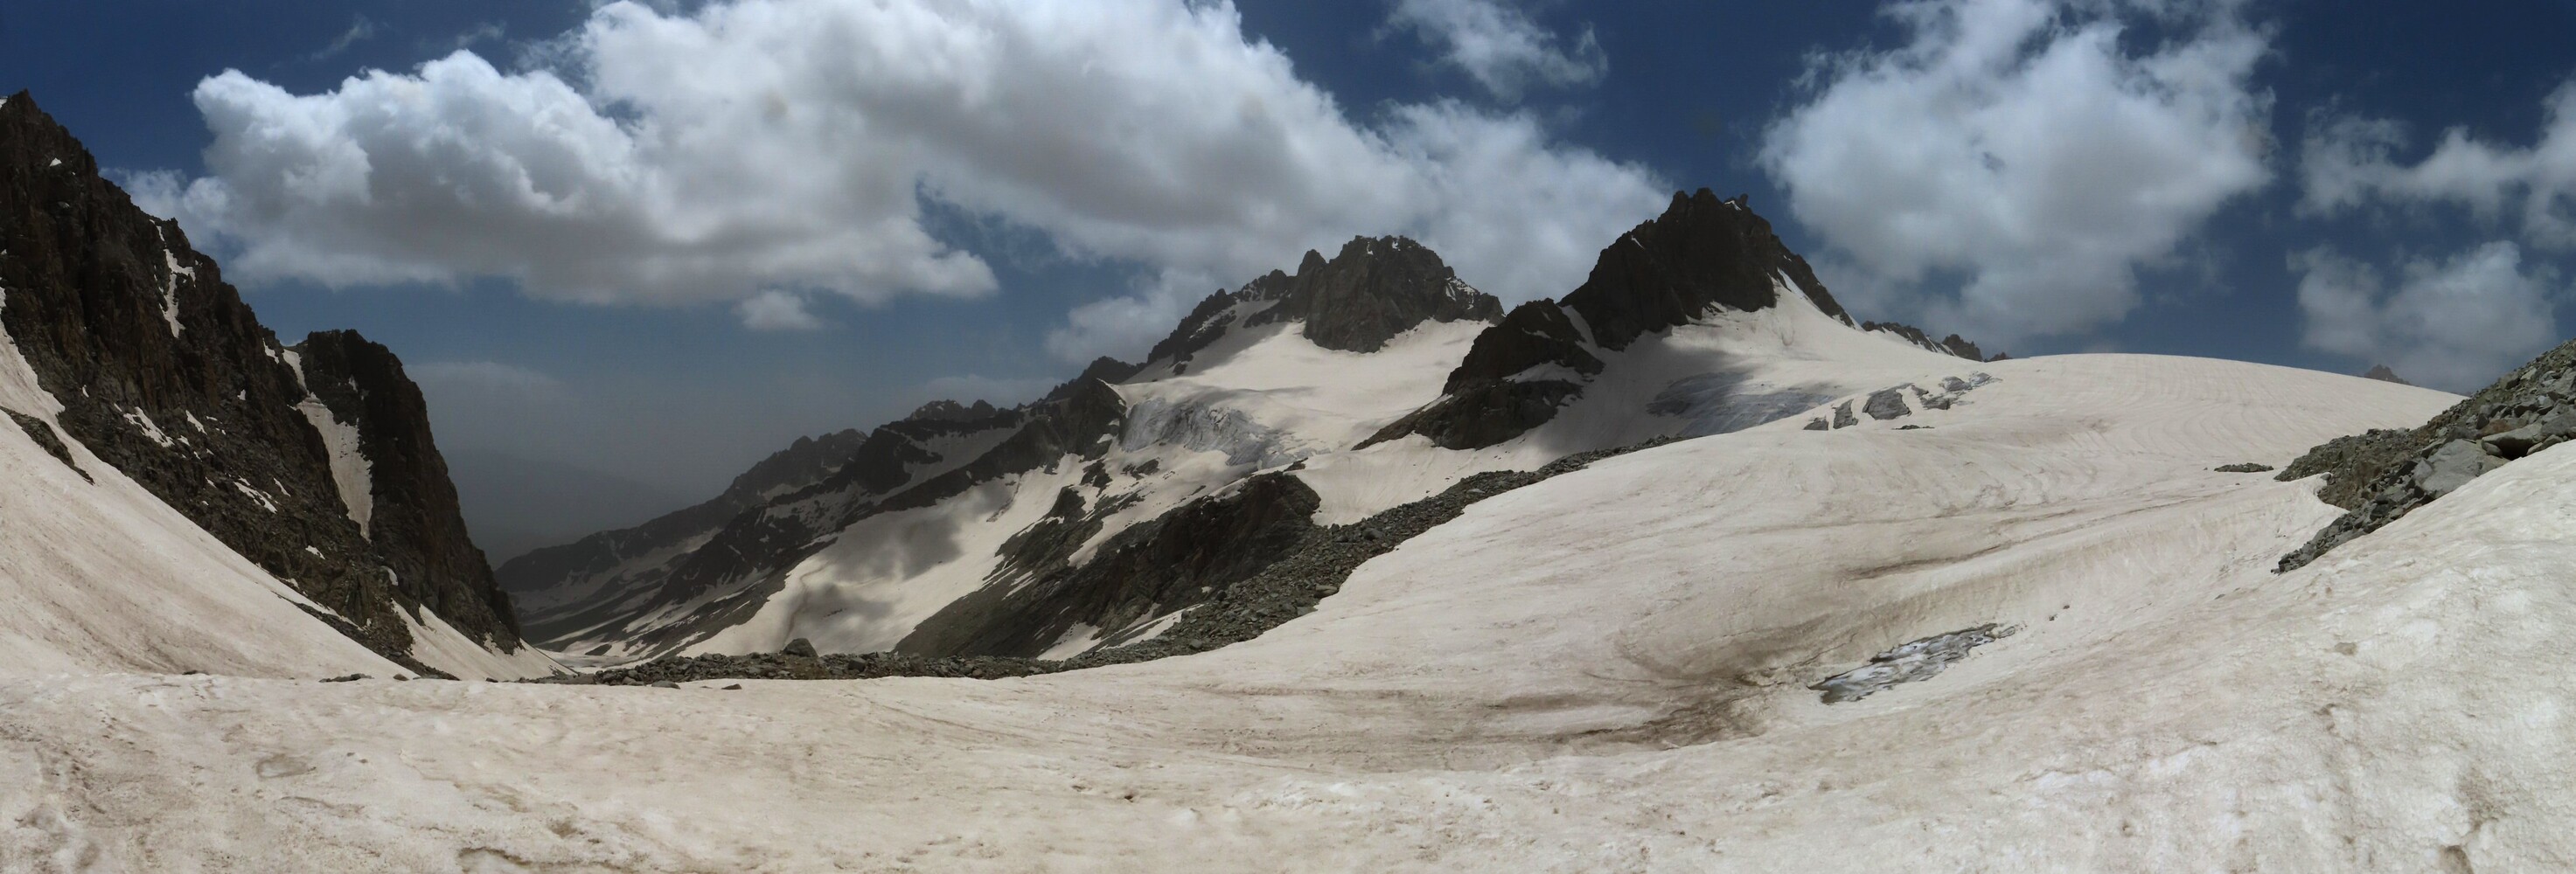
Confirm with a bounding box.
[509,235,1521,663]
[15,351,2553,871]
[512,194,2004,665]
[0,91,555,680]
[0,303,393,677]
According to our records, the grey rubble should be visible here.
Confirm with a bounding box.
[2279,336,2576,572]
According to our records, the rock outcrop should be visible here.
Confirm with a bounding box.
[2279,338,2576,572]
[1145,235,1503,371]
[2361,364,2412,385]
[1861,321,1996,362]
[0,91,520,670]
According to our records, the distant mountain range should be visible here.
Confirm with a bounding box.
[499,189,2001,664]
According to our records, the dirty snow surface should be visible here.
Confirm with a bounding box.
[19,354,2576,871]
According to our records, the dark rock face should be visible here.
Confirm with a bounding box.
[1367,191,1856,450]
[1862,388,1913,421]
[292,330,521,649]
[2361,364,2412,385]
[1241,236,1503,352]
[1145,235,1503,368]
[2279,336,2576,572]
[1559,190,1851,350]
[1860,321,1995,362]
[1441,300,1602,393]
[2214,462,2276,473]
[1356,378,1583,451]
[0,92,518,669]
[1352,298,1599,451]
[899,472,1321,657]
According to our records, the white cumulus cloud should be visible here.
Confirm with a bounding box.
[139,0,1664,346]
[2293,241,2560,392]
[2301,81,2576,250]
[1758,0,2272,344]
[1383,0,1605,101]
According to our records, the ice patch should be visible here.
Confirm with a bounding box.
[1647,372,1837,437]
[1811,624,2017,704]
[1122,398,1314,468]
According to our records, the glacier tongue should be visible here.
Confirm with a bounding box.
[1120,398,1314,469]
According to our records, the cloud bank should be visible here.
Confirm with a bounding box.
[137,0,1664,354]
[1759,0,2272,344]
[2293,242,2559,392]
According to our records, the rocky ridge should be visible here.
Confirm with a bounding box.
[2278,337,2576,572]
[0,91,521,672]
[560,438,1679,684]
[1860,321,1997,362]
[1364,191,1855,451]
[503,235,1513,661]
[1146,234,1502,370]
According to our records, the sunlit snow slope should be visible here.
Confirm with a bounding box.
[0,312,393,677]
[17,353,2561,872]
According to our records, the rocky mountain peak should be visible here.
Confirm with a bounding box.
[1363,191,1869,452]
[1146,235,1505,366]
[909,399,1001,422]
[2362,364,2412,385]
[1,91,524,671]
[1562,189,1852,350]
[1247,234,1503,353]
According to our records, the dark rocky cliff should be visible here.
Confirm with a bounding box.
[0,92,522,669]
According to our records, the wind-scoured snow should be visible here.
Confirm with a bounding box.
[393,576,567,681]
[9,351,2543,871]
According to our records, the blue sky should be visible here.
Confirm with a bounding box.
[7,0,2576,513]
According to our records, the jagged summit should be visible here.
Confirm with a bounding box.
[2361,364,2412,385]
[1366,189,1865,450]
[1146,234,1502,367]
[1561,189,1852,349]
